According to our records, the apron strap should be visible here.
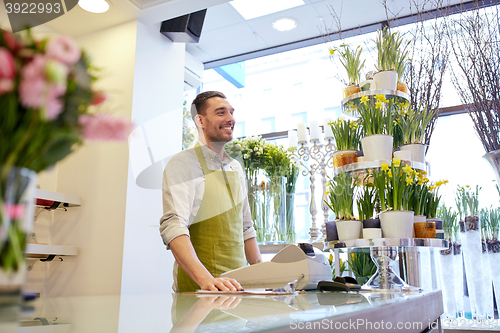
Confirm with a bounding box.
[194,142,211,176]
[194,142,236,208]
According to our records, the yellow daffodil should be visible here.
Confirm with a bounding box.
[381,162,390,171]
[375,93,388,102]
[360,95,369,104]
[329,48,334,55]
[404,101,410,108]
[393,158,401,167]
[387,170,392,178]
[436,180,443,187]
[430,185,436,191]
[403,165,413,174]
[375,101,383,109]
[350,121,359,129]
[406,177,414,185]
[444,180,449,184]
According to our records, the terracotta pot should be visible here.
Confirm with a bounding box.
[397,82,408,94]
[343,84,361,98]
[333,150,358,168]
[414,221,436,238]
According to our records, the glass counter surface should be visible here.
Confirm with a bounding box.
[19,290,443,333]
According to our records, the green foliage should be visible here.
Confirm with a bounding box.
[437,205,458,240]
[182,99,198,150]
[357,94,395,136]
[329,44,366,85]
[329,118,362,151]
[375,27,410,74]
[325,172,359,220]
[347,251,376,283]
[395,103,437,145]
[356,184,376,221]
[456,185,481,217]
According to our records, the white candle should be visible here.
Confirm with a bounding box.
[288,130,298,148]
[324,118,334,138]
[309,120,320,141]
[297,122,307,142]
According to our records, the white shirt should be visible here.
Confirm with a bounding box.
[159,142,256,249]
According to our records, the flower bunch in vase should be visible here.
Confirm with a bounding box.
[0,30,132,281]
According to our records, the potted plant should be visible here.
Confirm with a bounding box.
[394,42,411,93]
[356,184,381,239]
[371,159,414,238]
[357,93,395,162]
[329,44,365,98]
[329,118,362,168]
[397,103,437,163]
[408,171,430,237]
[347,250,377,285]
[373,27,406,91]
[325,172,361,240]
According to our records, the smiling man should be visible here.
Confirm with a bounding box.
[160,91,262,293]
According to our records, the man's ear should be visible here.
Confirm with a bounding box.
[194,114,203,128]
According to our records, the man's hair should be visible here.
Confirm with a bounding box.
[191,91,226,122]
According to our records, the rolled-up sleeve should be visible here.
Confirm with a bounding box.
[159,154,201,249]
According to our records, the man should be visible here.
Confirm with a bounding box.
[160,91,262,293]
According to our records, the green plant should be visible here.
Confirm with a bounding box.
[329,44,365,85]
[357,93,395,136]
[329,118,362,151]
[328,252,346,277]
[396,103,437,145]
[371,158,414,212]
[356,184,376,221]
[347,251,376,284]
[437,205,458,240]
[225,136,268,181]
[424,180,447,218]
[325,172,358,220]
[409,182,428,216]
[374,27,408,72]
[489,207,500,240]
[456,185,481,217]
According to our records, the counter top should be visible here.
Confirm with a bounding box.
[19,290,443,333]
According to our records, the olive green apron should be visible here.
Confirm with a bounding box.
[177,143,247,293]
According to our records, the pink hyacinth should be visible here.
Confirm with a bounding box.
[3,203,25,220]
[79,114,133,141]
[3,31,20,52]
[46,35,81,66]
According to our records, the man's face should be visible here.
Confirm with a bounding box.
[199,97,235,144]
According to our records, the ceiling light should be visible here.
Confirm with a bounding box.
[273,18,297,31]
[78,0,110,13]
[230,0,304,20]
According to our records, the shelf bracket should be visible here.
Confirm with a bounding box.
[40,255,56,262]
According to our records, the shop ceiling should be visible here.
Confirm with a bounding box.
[1,0,496,68]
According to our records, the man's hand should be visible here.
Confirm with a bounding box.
[199,277,243,291]
[198,296,242,310]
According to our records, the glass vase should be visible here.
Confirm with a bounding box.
[265,175,286,244]
[0,167,37,331]
[246,172,264,244]
[285,192,296,244]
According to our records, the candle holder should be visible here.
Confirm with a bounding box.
[294,136,336,242]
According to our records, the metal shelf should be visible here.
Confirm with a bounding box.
[341,89,410,116]
[323,238,448,250]
[332,160,426,176]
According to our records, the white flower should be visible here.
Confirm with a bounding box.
[254,147,259,152]
[243,154,249,159]
[235,143,242,149]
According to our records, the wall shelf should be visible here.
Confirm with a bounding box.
[35,189,81,208]
[26,244,78,258]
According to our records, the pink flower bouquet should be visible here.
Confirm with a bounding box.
[0,29,133,177]
[0,29,132,275]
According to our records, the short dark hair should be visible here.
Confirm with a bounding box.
[191,91,226,121]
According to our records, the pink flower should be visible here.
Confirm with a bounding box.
[3,31,20,52]
[79,114,133,141]
[91,91,108,106]
[19,54,67,119]
[0,79,14,94]
[45,36,81,66]
[0,47,16,79]
[3,203,25,220]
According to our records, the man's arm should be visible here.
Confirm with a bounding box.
[169,235,244,291]
[244,237,262,264]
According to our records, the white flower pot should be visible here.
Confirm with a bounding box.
[362,228,382,239]
[361,134,393,162]
[393,150,411,162]
[399,143,427,163]
[336,220,362,240]
[380,210,414,238]
[373,70,398,91]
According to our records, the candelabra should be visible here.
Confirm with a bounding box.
[294,137,336,242]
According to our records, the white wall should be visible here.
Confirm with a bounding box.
[120,20,184,296]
